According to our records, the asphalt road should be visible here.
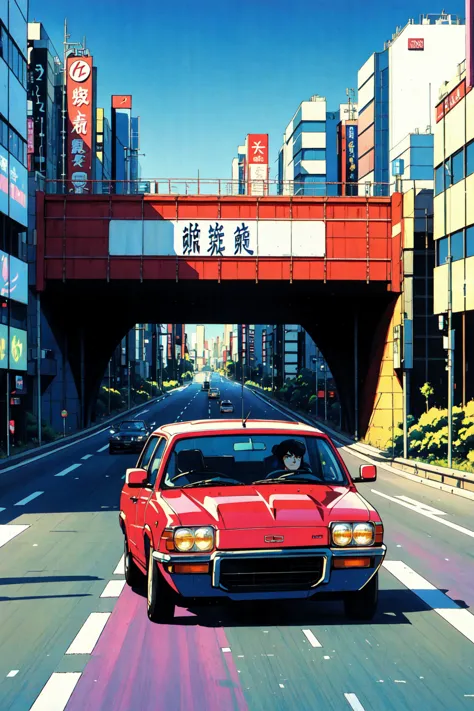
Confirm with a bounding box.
[0,377,473,710]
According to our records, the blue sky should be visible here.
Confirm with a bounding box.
[30,0,466,182]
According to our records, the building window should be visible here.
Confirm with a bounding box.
[299,148,326,161]
[434,165,444,195]
[451,230,464,261]
[452,149,464,185]
[444,159,452,188]
[467,140,474,177]
[436,237,449,266]
[466,225,474,258]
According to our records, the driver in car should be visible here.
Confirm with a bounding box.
[269,439,311,476]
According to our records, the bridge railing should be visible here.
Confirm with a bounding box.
[41,178,396,198]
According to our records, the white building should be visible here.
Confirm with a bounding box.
[357,12,465,195]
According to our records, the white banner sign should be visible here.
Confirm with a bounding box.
[109,220,325,257]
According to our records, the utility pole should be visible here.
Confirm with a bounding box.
[447,254,454,468]
[324,360,328,421]
[36,293,42,446]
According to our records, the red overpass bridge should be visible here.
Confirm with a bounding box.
[36,182,404,442]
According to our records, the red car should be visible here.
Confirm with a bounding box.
[119,420,386,623]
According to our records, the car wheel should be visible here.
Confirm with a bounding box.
[124,536,142,588]
[344,573,378,621]
[146,546,175,623]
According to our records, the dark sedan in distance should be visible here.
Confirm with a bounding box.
[109,420,153,454]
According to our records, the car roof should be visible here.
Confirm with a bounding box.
[120,419,145,424]
[155,419,322,437]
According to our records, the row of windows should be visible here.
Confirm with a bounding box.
[436,226,474,265]
[0,24,27,89]
[434,141,474,195]
[294,148,326,161]
[0,298,27,331]
[0,115,27,166]
[292,121,326,143]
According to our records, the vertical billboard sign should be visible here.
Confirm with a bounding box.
[247,134,268,196]
[112,95,132,109]
[67,56,93,193]
[31,48,48,170]
[262,329,267,366]
[467,0,474,89]
[346,124,358,185]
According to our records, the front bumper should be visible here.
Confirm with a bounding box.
[153,545,386,601]
[109,439,144,452]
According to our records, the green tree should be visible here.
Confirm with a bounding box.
[420,382,434,413]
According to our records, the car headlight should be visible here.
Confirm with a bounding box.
[331,523,353,547]
[331,522,375,546]
[173,526,215,552]
[352,522,375,546]
[137,435,144,441]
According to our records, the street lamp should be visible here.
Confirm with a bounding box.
[443,161,454,469]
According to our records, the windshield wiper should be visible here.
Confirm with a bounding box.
[181,477,243,488]
[252,477,323,485]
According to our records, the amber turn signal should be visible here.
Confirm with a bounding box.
[167,563,210,574]
[374,524,384,544]
[333,557,371,569]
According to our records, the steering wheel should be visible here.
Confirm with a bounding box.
[264,469,314,481]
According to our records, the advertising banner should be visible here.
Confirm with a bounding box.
[408,38,424,50]
[247,134,268,165]
[9,155,28,227]
[9,327,27,371]
[30,47,48,167]
[0,250,8,297]
[67,56,94,193]
[0,145,8,216]
[0,325,7,369]
[112,95,132,109]
[345,124,358,183]
[109,219,326,258]
[436,80,466,122]
[247,134,268,196]
[27,118,34,154]
[9,256,28,305]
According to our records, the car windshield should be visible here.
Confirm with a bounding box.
[118,421,146,432]
[162,434,348,488]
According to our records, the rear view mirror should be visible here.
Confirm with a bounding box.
[356,464,377,482]
[126,468,148,487]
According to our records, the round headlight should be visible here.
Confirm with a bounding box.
[194,527,214,551]
[353,523,374,546]
[174,528,195,552]
[332,523,353,547]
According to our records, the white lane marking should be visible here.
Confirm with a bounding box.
[279,683,285,688]
[396,495,447,516]
[113,555,124,575]
[81,454,93,461]
[101,579,126,598]
[344,693,366,711]
[65,612,111,655]
[97,445,109,453]
[302,629,322,648]
[383,561,474,645]
[221,647,231,653]
[0,507,5,512]
[372,489,474,540]
[29,672,81,711]
[0,525,29,548]
[7,670,19,677]
[14,491,43,506]
[55,463,82,477]
[135,409,149,416]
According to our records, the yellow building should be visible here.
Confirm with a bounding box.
[433,59,474,404]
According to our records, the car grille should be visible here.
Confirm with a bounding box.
[218,556,325,592]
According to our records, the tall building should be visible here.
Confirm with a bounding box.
[278,95,339,196]
[0,1,29,450]
[357,12,465,196]
[196,324,205,370]
[433,56,474,405]
[231,134,269,195]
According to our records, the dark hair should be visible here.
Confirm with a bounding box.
[272,439,306,462]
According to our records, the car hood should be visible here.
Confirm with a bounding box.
[159,485,370,529]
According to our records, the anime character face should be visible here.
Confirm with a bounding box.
[283,451,302,471]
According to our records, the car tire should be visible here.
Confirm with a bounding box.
[344,573,378,621]
[124,536,142,588]
[146,546,175,623]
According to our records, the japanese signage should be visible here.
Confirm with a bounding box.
[0,325,7,369]
[112,95,132,109]
[408,38,424,50]
[9,156,28,227]
[262,330,267,366]
[436,80,466,122]
[345,124,358,183]
[0,145,8,216]
[15,375,24,392]
[67,56,94,193]
[109,219,326,258]
[9,256,28,305]
[10,327,27,371]
[27,118,34,154]
[30,48,48,168]
[247,134,268,196]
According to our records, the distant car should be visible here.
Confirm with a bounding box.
[208,388,220,399]
[202,381,210,391]
[220,400,234,413]
[119,419,385,623]
[109,420,152,454]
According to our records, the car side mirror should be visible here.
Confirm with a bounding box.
[126,468,148,487]
[355,464,377,482]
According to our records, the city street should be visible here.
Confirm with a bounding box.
[0,377,473,711]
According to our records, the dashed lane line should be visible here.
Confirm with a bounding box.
[383,560,474,645]
[344,693,366,711]
[302,629,322,648]
[65,612,111,655]
[113,555,124,575]
[100,580,126,598]
[55,463,82,477]
[29,672,81,711]
[97,445,109,453]
[81,454,93,461]
[14,491,43,506]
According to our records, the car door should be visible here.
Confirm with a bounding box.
[134,437,167,567]
[127,436,159,557]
